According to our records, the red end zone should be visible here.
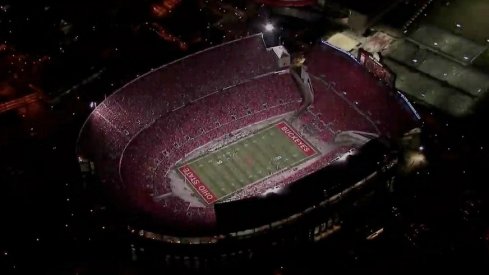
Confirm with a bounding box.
[178,165,217,204]
[276,121,317,157]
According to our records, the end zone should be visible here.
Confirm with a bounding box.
[178,165,218,204]
[276,121,317,157]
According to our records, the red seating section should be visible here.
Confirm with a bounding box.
[77,39,418,234]
[306,43,417,136]
[119,72,302,230]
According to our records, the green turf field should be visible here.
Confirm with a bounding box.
[178,121,317,204]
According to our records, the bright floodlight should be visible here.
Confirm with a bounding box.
[264,23,274,32]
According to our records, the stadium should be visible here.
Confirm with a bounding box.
[76,33,420,261]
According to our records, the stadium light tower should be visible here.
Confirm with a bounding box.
[264,22,275,32]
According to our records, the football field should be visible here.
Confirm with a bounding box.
[178,121,317,204]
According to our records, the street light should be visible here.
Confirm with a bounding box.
[264,22,274,32]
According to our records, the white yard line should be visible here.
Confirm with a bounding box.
[178,121,320,203]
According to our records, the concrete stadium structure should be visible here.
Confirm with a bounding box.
[77,34,420,266]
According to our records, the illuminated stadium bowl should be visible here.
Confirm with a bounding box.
[77,34,420,241]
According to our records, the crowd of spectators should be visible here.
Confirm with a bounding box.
[77,38,419,234]
[306,42,417,136]
[118,71,302,230]
[77,34,285,232]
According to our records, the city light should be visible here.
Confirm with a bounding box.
[264,22,274,32]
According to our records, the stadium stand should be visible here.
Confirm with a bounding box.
[77,35,420,238]
[215,138,392,232]
[118,71,303,231]
[306,42,418,136]
[78,34,280,188]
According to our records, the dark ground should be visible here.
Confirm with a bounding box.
[1,0,488,274]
